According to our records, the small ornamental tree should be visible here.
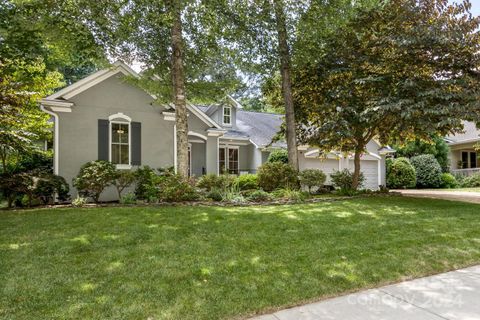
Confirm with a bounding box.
[386,157,416,189]
[410,154,442,188]
[299,169,327,193]
[331,169,365,191]
[73,160,116,203]
[112,170,136,199]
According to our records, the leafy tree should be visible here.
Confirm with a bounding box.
[293,0,480,189]
[81,0,241,177]
[112,170,137,199]
[394,136,450,172]
[299,169,327,193]
[0,58,62,174]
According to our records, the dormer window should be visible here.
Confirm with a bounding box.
[223,106,231,125]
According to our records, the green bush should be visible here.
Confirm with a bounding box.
[73,161,117,203]
[205,188,223,201]
[236,174,258,191]
[134,166,157,200]
[120,192,136,204]
[34,173,70,204]
[112,170,136,199]
[410,154,442,188]
[330,169,365,191]
[440,173,458,189]
[156,173,199,202]
[197,174,236,191]
[257,162,299,192]
[460,173,480,188]
[246,189,272,202]
[386,157,416,189]
[72,196,87,207]
[267,149,289,164]
[299,169,327,193]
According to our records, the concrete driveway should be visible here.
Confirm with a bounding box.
[251,265,480,320]
[392,189,480,204]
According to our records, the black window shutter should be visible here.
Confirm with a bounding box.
[131,122,141,166]
[98,119,109,161]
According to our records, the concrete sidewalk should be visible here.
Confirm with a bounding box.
[251,265,480,320]
[393,189,480,204]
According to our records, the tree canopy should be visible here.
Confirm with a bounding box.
[292,0,480,188]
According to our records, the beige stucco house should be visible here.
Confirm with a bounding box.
[40,61,390,201]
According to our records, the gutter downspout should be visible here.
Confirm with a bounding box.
[40,104,59,175]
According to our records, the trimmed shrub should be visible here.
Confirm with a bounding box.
[73,160,117,203]
[386,157,416,189]
[134,166,157,200]
[257,162,299,192]
[236,174,258,191]
[267,149,289,164]
[156,173,199,202]
[460,173,480,188]
[440,173,458,189]
[330,169,365,191]
[246,190,272,202]
[197,174,236,191]
[410,154,442,188]
[299,169,327,193]
[34,173,70,204]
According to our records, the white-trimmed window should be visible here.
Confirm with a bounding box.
[109,113,131,168]
[223,106,231,125]
[219,146,239,174]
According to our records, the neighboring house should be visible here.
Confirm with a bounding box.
[446,121,480,176]
[40,61,391,201]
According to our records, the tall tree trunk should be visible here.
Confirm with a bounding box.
[351,144,364,190]
[272,0,299,170]
[171,0,189,177]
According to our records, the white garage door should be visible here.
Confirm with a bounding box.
[300,158,339,185]
[301,157,379,190]
[358,160,379,190]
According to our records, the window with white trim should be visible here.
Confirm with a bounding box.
[219,146,239,174]
[223,106,231,125]
[111,122,130,165]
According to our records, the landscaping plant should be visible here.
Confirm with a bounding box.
[410,154,442,188]
[299,169,326,193]
[73,160,116,203]
[112,169,136,199]
[440,173,458,189]
[236,174,258,191]
[267,149,289,164]
[386,157,416,189]
[330,169,365,192]
[460,173,480,188]
[257,162,299,192]
[197,174,236,192]
[134,166,157,200]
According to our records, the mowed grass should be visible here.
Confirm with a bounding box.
[1,196,480,320]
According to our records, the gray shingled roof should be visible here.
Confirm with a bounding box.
[236,110,285,147]
[446,121,480,143]
[197,106,284,147]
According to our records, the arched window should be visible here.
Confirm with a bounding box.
[109,113,131,168]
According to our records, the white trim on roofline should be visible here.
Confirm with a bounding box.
[48,61,139,100]
[447,137,480,146]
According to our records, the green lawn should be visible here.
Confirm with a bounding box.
[1,196,480,320]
